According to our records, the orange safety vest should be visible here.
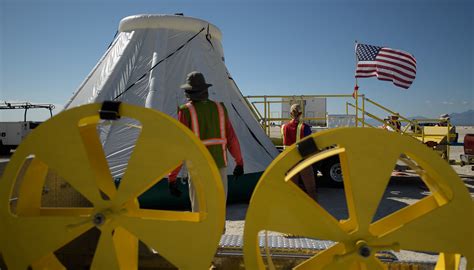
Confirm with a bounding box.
[185,101,228,166]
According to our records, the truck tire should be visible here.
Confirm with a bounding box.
[0,143,10,155]
[320,156,344,188]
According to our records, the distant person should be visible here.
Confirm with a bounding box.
[383,113,401,132]
[168,71,244,213]
[437,113,450,126]
[281,104,317,200]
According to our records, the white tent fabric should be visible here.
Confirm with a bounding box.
[65,14,279,177]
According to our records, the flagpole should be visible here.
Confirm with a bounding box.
[354,40,359,87]
[354,40,359,127]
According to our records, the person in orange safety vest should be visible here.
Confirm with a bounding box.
[281,104,317,200]
[168,71,244,212]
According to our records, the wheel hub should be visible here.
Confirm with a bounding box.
[93,213,106,226]
[356,240,371,258]
[330,163,343,182]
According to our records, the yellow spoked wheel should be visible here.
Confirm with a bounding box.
[0,103,225,270]
[243,128,473,270]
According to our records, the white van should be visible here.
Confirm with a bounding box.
[0,121,41,154]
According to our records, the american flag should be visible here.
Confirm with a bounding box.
[355,43,417,89]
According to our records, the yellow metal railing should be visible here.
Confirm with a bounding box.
[347,97,453,159]
[245,94,453,160]
[346,103,387,129]
[363,97,415,133]
[246,94,363,137]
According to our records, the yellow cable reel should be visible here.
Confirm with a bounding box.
[243,127,473,270]
[0,103,225,270]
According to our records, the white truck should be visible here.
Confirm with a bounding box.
[0,102,55,155]
[0,121,41,154]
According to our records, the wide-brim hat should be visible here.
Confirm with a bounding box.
[390,113,400,119]
[180,71,212,91]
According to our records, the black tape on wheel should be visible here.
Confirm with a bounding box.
[99,101,122,120]
[296,137,319,158]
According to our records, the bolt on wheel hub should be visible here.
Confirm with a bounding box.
[356,240,371,258]
[93,213,106,226]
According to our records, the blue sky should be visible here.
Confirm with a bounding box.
[0,0,472,121]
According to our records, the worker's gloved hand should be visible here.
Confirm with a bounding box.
[233,165,244,177]
[168,181,182,197]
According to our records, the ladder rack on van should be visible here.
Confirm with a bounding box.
[0,102,55,122]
